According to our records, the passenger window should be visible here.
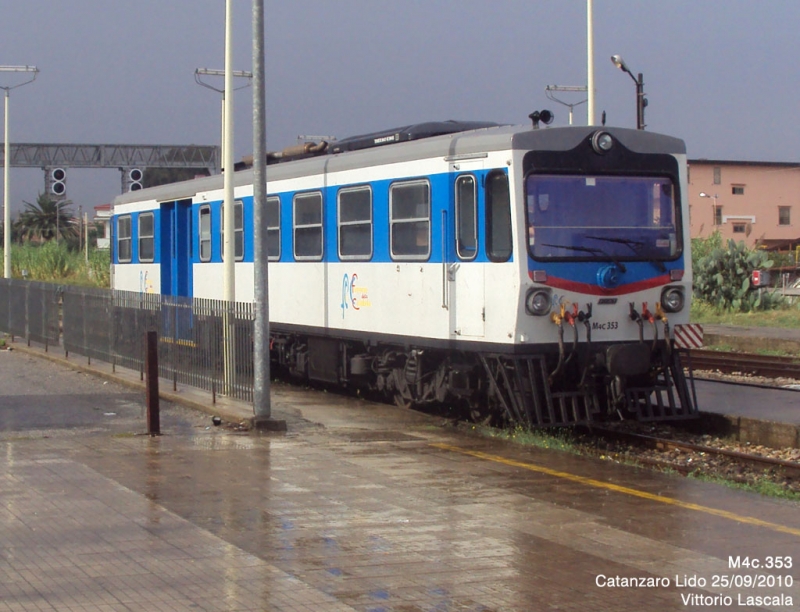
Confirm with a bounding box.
[338,186,372,260]
[267,196,281,261]
[199,206,211,262]
[390,180,430,260]
[220,199,245,261]
[117,215,132,263]
[455,175,477,260]
[293,191,323,260]
[486,171,512,262]
[138,212,155,262]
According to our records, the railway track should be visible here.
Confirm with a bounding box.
[585,426,800,485]
[687,348,800,380]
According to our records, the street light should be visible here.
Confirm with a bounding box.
[1,65,38,278]
[610,54,646,130]
[699,192,720,226]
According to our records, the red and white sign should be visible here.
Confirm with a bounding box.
[673,324,704,349]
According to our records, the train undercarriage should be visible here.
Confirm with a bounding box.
[269,331,698,427]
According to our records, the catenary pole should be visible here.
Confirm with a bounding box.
[222,0,236,394]
[251,0,284,431]
[586,0,595,126]
[223,0,235,304]
[1,66,38,278]
[252,0,271,419]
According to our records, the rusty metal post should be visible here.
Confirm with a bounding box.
[145,330,160,435]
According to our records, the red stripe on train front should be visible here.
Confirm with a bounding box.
[530,273,671,296]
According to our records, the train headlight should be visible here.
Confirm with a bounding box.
[661,287,685,313]
[591,131,614,154]
[525,288,552,316]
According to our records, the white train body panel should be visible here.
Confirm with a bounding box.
[110,123,696,425]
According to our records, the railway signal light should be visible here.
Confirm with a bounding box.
[50,168,66,197]
[128,168,143,191]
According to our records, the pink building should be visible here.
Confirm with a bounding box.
[688,160,800,251]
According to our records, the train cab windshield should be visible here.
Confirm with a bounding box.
[526,174,679,262]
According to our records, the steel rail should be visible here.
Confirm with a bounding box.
[688,349,800,379]
[587,426,800,478]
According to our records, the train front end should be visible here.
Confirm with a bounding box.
[486,127,696,427]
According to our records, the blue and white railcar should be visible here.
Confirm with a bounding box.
[112,120,697,426]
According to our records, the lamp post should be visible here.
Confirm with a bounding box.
[1,65,38,278]
[699,192,719,226]
[610,54,646,130]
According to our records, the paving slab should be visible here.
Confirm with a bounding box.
[2,345,800,611]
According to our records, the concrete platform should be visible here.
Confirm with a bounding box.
[2,341,800,611]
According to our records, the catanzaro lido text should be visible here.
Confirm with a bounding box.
[595,575,793,607]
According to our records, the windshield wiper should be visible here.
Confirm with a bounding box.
[540,242,626,273]
[585,235,667,273]
[585,235,643,252]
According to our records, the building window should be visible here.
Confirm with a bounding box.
[293,191,323,260]
[199,206,211,262]
[779,206,791,226]
[138,212,155,262]
[220,199,244,261]
[714,206,723,226]
[713,167,721,185]
[732,185,745,195]
[390,180,430,260]
[732,222,746,234]
[486,170,512,262]
[338,186,372,260]
[267,196,280,261]
[455,175,477,260]
[117,215,132,263]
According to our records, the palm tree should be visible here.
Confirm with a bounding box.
[15,194,78,244]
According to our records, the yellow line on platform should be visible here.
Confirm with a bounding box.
[430,442,800,538]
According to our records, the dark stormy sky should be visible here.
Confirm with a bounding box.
[0,0,797,214]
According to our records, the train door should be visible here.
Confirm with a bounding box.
[159,199,193,297]
[450,166,485,337]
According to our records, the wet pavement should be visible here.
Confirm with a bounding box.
[2,348,800,611]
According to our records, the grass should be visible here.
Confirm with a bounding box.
[687,470,800,501]
[0,242,110,287]
[691,299,800,329]
[468,424,582,454]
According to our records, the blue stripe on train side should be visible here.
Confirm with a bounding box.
[183,168,509,266]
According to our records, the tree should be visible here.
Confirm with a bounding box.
[14,194,78,244]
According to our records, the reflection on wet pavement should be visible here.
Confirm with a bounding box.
[1,349,799,611]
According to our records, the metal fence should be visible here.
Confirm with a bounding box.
[0,280,255,403]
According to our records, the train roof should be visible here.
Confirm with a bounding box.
[114,123,686,208]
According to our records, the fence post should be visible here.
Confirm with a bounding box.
[145,330,160,436]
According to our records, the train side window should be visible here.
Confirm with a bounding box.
[486,170,512,262]
[390,180,430,260]
[117,215,132,263]
[220,199,244,261]
[267,196,281,261]
[138,212,155,262]
[199,206,211,262]
[455,175,477,260]
[338,186,372,260]
[293,191,323,260]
